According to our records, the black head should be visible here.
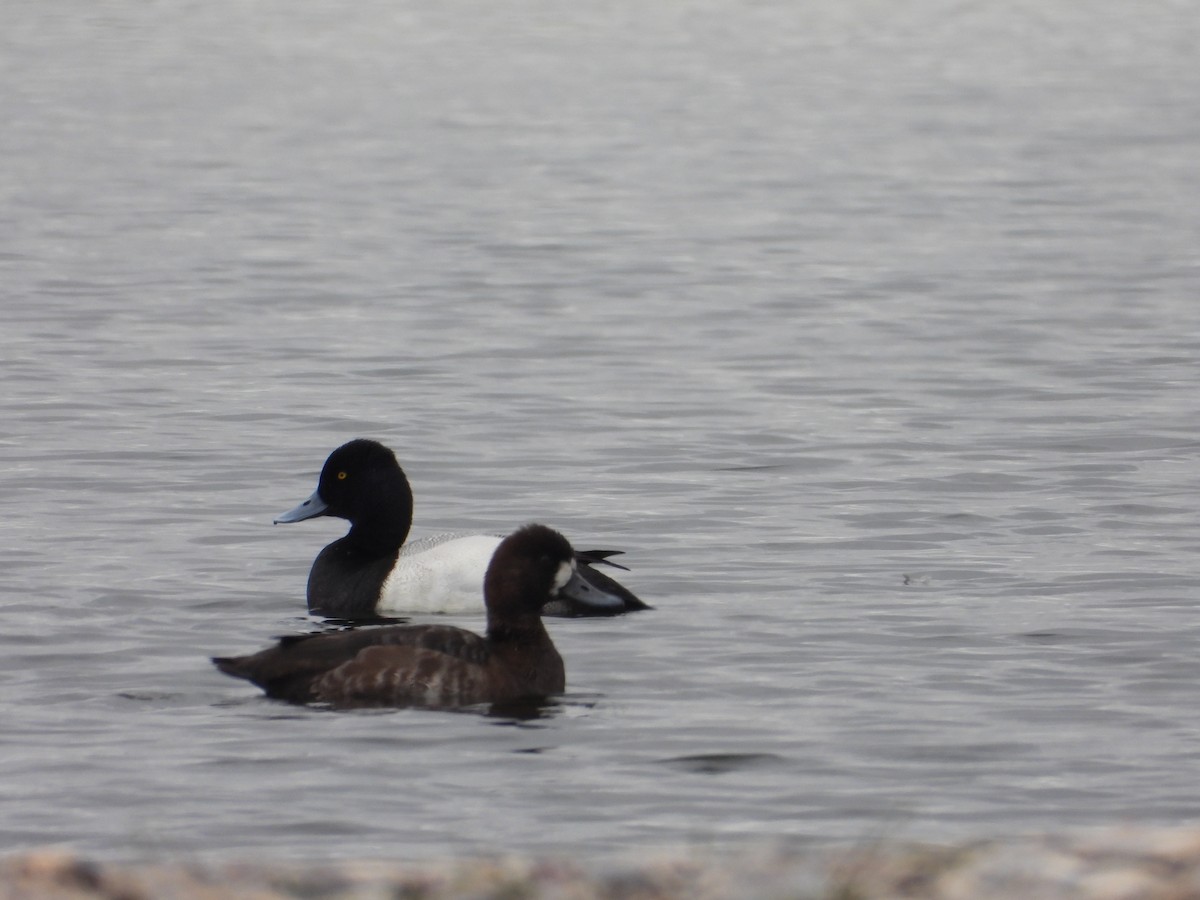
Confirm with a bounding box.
[275,439,415,562]
[484,524,577,621]
[312,439,409,523]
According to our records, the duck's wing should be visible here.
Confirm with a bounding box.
[212,624,489,704]
[312,644,493,708]
[398,531,494,555]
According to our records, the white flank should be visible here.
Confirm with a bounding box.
[378,533,502,614]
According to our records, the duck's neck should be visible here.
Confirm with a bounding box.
[344,474,413,559]
[486,612,550,645]
[305,475,413,617]
[344,512,409,559]
[486,611,564,695]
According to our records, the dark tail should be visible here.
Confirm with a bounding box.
[211,656,251,680]
[576,561,651,612]
[576,549,630,572]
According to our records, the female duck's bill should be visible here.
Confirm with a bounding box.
[213,524,580,710]
[272,438,649,618]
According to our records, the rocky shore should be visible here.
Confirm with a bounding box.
[6,827,1200,899]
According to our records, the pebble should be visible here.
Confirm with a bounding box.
[6,827,1200,900]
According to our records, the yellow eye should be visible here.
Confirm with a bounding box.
[337,471,347,480]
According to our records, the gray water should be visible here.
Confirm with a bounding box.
[3,0,1200,864]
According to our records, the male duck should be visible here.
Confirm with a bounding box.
[275,439,648,618]
[214,524,574,708]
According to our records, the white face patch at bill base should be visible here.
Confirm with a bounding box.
[553,560,575,593]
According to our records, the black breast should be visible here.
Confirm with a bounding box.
[306,540,399,617]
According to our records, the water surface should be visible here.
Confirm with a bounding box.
[3,0,1200,863]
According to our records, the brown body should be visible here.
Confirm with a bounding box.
[214,525,574,709]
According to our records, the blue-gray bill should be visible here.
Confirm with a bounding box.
[274,489,328,524]
[557,567,624,613]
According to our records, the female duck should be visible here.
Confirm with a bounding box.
[214,524,577,708]
[275,439,647,618]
